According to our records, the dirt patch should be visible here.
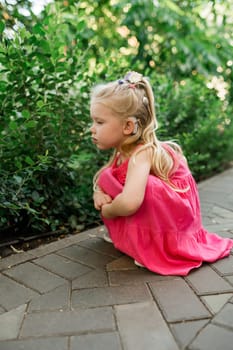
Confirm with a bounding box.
[0,229,70,259]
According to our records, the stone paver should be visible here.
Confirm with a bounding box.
[0,306,6,315]
[189,323,233,350]
[108,269,173,286]
[0,304,27,341]
[0,274,38,310]
[226,275,233,286]
[4,261,66,293]
[106,256,137,271]
[34,253,92,279]
[72,268,109,289]
[116,302,179,350]
[0,167,232,349]
[20,307,115,338]
[0,252,34,272]
[185,265,233,295]
[212,302,233,330]
[28,283,70,312]
[0,337,69,350]
[72,285,152,308]
[201,293,233,314]
[149,278,210,322]
[170,319,209,349]
[57,244,115,268]
[211,254,233,275]
[70,332,122,350]
[78,237,122,258]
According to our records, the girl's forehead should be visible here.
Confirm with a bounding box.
[91,102,113,115]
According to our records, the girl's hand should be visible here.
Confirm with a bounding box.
[101,203,114,219]
[93,190,112,210]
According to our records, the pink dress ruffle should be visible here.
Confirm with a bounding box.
[98,147,233,276]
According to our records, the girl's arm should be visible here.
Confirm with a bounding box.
[101,148,151,219]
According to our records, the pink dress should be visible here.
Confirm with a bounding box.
[98,146,233,276]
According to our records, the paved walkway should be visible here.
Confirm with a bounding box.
[0,168,233,350]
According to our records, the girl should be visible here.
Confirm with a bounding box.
[90,71,233,276]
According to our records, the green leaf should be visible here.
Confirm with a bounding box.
[31,190,41,202]
[13,175,23,184]
[37,100,44,108]
[15,159,22,169]
[25,120,37,128]
[77,20,86,32]
[164,0,185,16]
[1,202,20,210]
[9,121,18,130]
[22,110,30,119]
[32,23,45,36]
[40,40,50,53]
[25,156,34,165]
[0,21,5,34]
[0,81,7,91]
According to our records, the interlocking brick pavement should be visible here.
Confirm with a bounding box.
[0,168,233,349]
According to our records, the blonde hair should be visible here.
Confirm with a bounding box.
[91,72,185,190]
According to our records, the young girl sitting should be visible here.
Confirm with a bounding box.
[90,71,233,276]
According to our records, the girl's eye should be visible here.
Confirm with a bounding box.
[96,120,104,125]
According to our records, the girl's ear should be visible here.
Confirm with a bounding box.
[123,118,137,135]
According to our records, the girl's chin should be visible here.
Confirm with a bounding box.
[94,142,103,149]
[97,146,107,150]
[92,140,113,150]
[96,144,111,151]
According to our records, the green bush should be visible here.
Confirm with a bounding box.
[0,1,128,236]
[0,3,103,235]
[153,75,233,179]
